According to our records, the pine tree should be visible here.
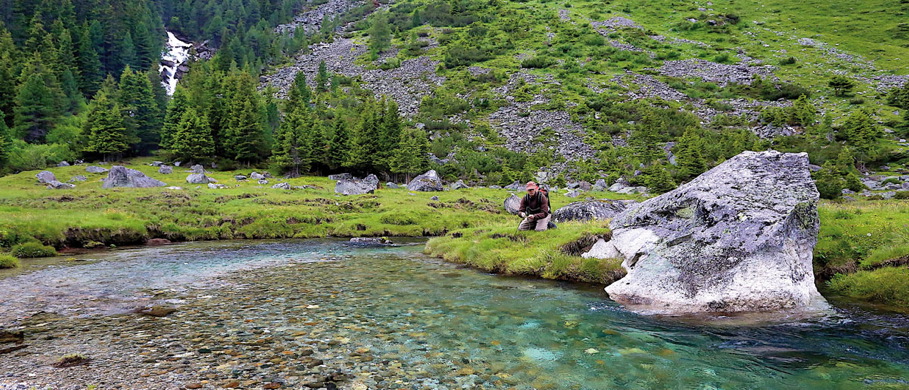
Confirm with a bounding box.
[76,25,103,97]
[643,163,677,193]
[288,72,311,108]
[368,12,391,57]
[840,109,881,160]
[14,58,65,143]
[0,27,16,128]
[0,111,9,170]
[160,87,190,150]
[390,127,429,181]
[345,99,380,172]
[116,31,138,73]
[221,72,266,163]
[376,99,402,172]
[118,66,163,154]
[170,108,215,162]
[674,128,708,181]
[272,105,314,177]
[82,89,130,162]
[326,118,349,171]
[316,60,329,93]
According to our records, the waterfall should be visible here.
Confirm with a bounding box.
[159,31,192,95]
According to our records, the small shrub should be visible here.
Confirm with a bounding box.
[0,255,20,269]
[11,242,58,258]
[895,191,909,200]
[779,56,797,65]
[521,56,557,69]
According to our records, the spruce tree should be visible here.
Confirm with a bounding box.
[160,87,190,150]
[326,118,349,171]
[840,109,881,161]
[76,26,103,97]
[390,127,429,181]
[221,72,266,163]
[0,27,16,128]
[345,99,380,172]
[288,72,311,108]
[14,58,65,143]
[272,105,313,177]
[316,60,329,93]
[171,108,215,162]
[377,99,402,172]
[368,12,392,57]
[0,111,9,170]
[643,163,677,194]
[82,89,130,162]
[674,128,708,181]
[118,66,163,154]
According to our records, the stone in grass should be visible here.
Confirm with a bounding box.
[46,181,76,189]
[407,170,444,192]
[103,166,166,188]
[36,171,57,184]
[598,150,827,314]
[504,194,521,214]
[335,174,379,195]
[386,182,400,189]
[69,175,87,182]
[451,180,469,190]
[158,166,173,174]
[553,199,634,223]
[86,166,108,174]
[186,173,210,184]
[272,182,292,190]
[430,196,440,201]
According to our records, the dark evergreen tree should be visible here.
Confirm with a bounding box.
[221,72,266,163]
[674,128,707,181]
[160,87,190,150]
[272,103,315,177]
[0,111,9,170]
[82,88,130,161]
[325,118,348,171]
[13,57,65,142]
[0,27,16,128]
[316,60,329,93]
[368,12,391,57]
[76,25,103,97]
[118,66,162,154]
[171,108,215,162]
[391,127,429,181]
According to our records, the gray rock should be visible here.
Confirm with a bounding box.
[600,150,826,314]
[57,161,70,167]
[208,183,228,189]
[186,173,211,184]
[258,179,269,185]
[102,166,167,188]
[335,174,379,195]
[149,161,164,167]
[347,237,394,247]
[68,175,87,182]
[430,196,440,201]
[386,182,400,189]
[189,164,205,174]
[504,194,522,215]
[46,180,75,189]
[158,166,173,174]
[328,173,352,181]
[235,175,248,181]
[407,170,444,192]
[565,189,581,198]
[489,185,502,189]
[86,166,108,174]
[504,181,523,191]
[250,172,266,180]
[272,182,292,190]
[451,180,469,190]
[36,171,57,184]
[552,200,635,223]
[173,161,181,167]
[578,181,592,191]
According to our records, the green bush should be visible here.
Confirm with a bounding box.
[521,56,557,69]
[828,267,909,307]
[0,254,20,269]
[11,242,58,258]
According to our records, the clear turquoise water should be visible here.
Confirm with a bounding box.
[1,239,907,389]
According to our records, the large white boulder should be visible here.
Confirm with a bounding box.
[593,151,826,314]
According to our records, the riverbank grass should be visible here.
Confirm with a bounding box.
[425,222,624,284]
[0,254,20,269]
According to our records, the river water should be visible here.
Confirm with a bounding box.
[0,239,907,389]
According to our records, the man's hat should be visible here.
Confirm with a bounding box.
[525,181,538,189]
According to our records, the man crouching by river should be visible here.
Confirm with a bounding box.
[518,181,551,231]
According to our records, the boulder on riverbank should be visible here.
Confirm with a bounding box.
[553,200,635,222]
[407,170,444,192]
[592,150,826,314]
[347,237,396,247]
[102,166,167,188]
[335,174,379,195]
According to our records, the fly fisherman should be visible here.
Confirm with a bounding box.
[518,181,551,231]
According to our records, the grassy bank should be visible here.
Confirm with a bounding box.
[2,161,909,308]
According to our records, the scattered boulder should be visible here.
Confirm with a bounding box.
[102,166,167,188]
[578,181,592,191]
[504,181,523,191]
[68,175,87,182]
[451,180,469,190]
[328,173,352,181]
[149,161,164,167]
[207,183,228,189]
[189,164,205,174]
[608,178,647,194]
[86,166,108,174]
[407,170,444,192]
[430,196,440,201]
[57,161,70,167]
[504,194,522,214]
[258,179,269,185]
[565,189,581,198]
[335,174,379,195]
[250,172,266,180]
[552,200,635,222]
[36,171,57,184]
[235,175,248,181]
[46,181,75,189]
[592,179,608,191]
[386,182,400,189]
[186,173,211,184]
[158,166,173,174]
[597,151,826,314]
[272,182,292,190]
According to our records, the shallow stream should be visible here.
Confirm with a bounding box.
[0,239,907,389]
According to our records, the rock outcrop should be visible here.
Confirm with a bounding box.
[102,166,167,188]
[158,166,173,174]
[552,200,635,222]
[335,174,379,195]
[592,151,825,314]
[407,170,443,192]
[36,171,57,184]
[186,173,210,184]
[86,166,108,174]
